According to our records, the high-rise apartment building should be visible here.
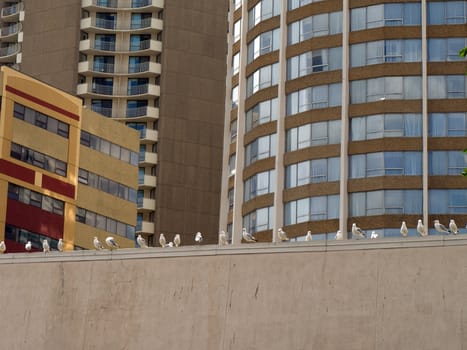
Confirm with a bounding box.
[0,0,227,245]
[221,0,467,243]
[0,66,139,252]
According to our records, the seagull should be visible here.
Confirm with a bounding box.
[449,219,458,235]
[159,233,166,247]
[42,239,50,253]
[93,236,104,250]
[335,230,343,240]
[370,231,379,239]
[165,242,174,248]
[137,234,148,248]
[434,219,450,235]
[305,231,312,242]
[277,228,289,242]
[195,232,203,244]
[25,241,32,252]
[417,219,427,237]
[242,228,256,243]
[400,221,408,237]
[0,241,6,253]
[105,236,119,250]
[57,238,64,252]
[352,223,366,239]
[174,234,181,247]
[219,230,229,246]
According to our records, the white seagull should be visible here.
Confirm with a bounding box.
[277,228,289,242]
[174,234,181,247]
[25,241,32,252]
[417,219,427,237]
[137,234,148,248]
[195,232,203,244]
[242,228,256,243]
[352,223,366,239]
[335,230,343,240]
[0,241,6,254]
[400,221,408,237]
[93,236,104,250]
[42,239,50,253]
[449,219,458,235]
[219,230,229,246]
[105,236,119,250]
[166,242,174,248]
[159,233,166,248]
[305,231,312,242]
[434,219,450,235]
[370,231,379,239]
[57,238,64,252]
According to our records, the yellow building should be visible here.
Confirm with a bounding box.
[0,66,138,252]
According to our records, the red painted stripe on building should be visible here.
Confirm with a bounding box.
[6,199,64,240]
[42,174,75,199]
[0,159,35,184]
[6,85,80,121]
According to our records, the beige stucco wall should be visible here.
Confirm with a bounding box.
[1,236,467,350]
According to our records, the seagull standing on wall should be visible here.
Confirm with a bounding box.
[352,223,366,239]
[57,238,64,252]
[194,232,203,244]
[42,239,50,253]
[0,241,6,254]
[370,231,379,239]
[434,220,450,235]
[174,234,181,247]
[305,231,312,242]
[93,237,104,250]
[219,230,229,246]
[105,236,119,250]
[137,234,148,248]
[400,221,408,237]
[449,219,458,235]
[159,233,166,248]
[335,230,343,240]
[242,228,256,243]
[277,228,289,242]
[417,219,427,237]
[25,241,32,252]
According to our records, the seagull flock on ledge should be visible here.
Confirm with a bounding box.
[0,219,463,254]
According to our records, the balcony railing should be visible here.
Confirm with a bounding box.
[93,62,115,73]
[95,18,117,30]
[91,105,113,117]
[83,0,156,8]
[82,17,162,31]
[94,40,116,51]
[0,44,19,57]
[128,62,150,73]
[1,3,21,17]
[92,84,114,95]
[130,17,152,29]
[128,84,149,95]
[126,106,148,118]
[0,23,19,37]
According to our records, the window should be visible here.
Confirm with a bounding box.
[232,52,240,75]
[351,39,421,67]
[288,0,318,10]
[233,20,241,42]
[13,103,70,138]
[247,29,280,63]
[428,38,467,62]
[285,157,340,188]
[429,113,467,137]
[233,0,241,10]
[248,0,280,29]
[429,189,467,214]
[351,3,421,31]
[351,113,422,140]
[286,120,341,151]
[245,134,277,166]
[76,207,135,239]
[246,63,279,97]
[429,151,467,175]
[428,75,467,99]
[350,76,422,104]
[246,98,278,132]
[244,170,275,201]
[287,83,341,115]
[8,183,64,216]
[229,153,236,175]
[284,195,339,225]
[231,85,239,109]
[288,11,342,44]
[428,2,467,25]
[349,190,422,217]
[10,143,67,177]
[287,47,342,79]
[230,120,237,141]
[243,206,274,233]
[349,152,422,178]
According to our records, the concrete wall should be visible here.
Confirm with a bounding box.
[1,236,467,350]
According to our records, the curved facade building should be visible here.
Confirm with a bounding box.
[220,0,467,243]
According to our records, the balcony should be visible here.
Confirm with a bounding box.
[128,61,161,75]
[1,3,23,21]
[136,220,155,234]
[90,105,113,118]
[137,198,156,211]
[80,16,162,33]
[129,39,162,53]
[139,128,158,143]
[127,83,160,97]
[79,60,160,76]
[0,23,21,41]
[79,39,116,53]
[0,44,19,63]
[139,151,158,165]
[82,0,163,10]
[139,175,156,188]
